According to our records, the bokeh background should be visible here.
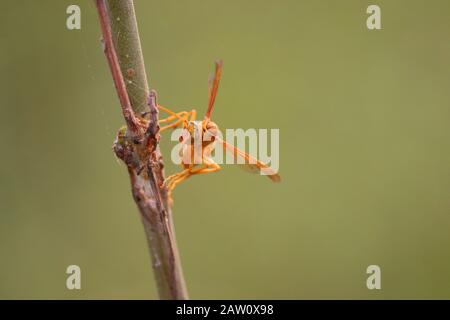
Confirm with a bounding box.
[0,0,449,299]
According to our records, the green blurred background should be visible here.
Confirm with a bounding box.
[0,0,449,299]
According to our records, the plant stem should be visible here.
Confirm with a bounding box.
[95,0,188,300]
[106,0,149,114]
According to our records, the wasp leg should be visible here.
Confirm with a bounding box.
[159,112,189,132]
[166,159,221,195]
[142,105,180,118]
[161,167,190,204]
[163,168,190,187]
[165,167,193,191]
[187,162,221,178]
[158,105,196,132]
[159,112,188,123]
[160,115,190,132]
[159,109,196,132]
[157,105,180,117]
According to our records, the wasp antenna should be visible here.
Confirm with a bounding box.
[205,60,223,120]
[208,74,214,91]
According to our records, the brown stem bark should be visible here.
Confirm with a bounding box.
[95,0,188,300]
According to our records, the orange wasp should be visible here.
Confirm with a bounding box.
[156,60,280,196]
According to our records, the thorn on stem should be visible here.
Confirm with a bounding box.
[146,90,160,139]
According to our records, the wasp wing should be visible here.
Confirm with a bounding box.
[216,137,281,182]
